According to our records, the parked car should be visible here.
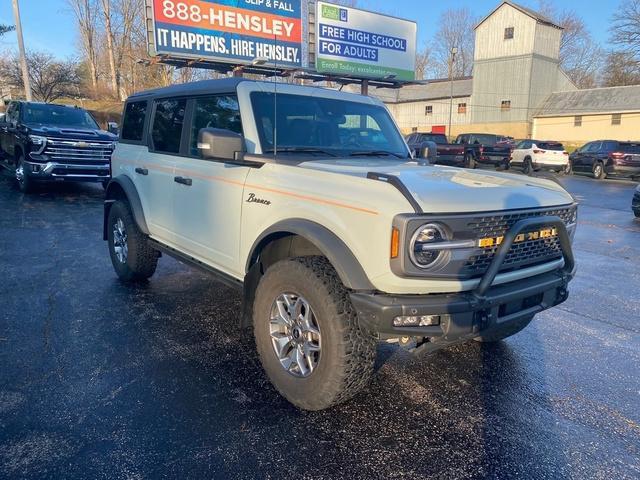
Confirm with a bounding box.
[510,140,570,175]
[633,185,640,218]
[570,140,640,180]
[405,132,465,166]
[454,133,513,170]
[104,78,577,410]
[0,101,117,193]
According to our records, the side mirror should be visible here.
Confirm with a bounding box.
[198,127,245,161]
[416,140,437,164]
[107,122,119,135]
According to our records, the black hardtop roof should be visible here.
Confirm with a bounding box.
[128,77,246,100]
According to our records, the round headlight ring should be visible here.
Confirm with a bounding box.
[409,222,450,270]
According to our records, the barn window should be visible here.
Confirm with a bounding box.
[612,113,622,125]
[574,116,582,127]
[457,103,467,114]
[425,105,433,115]
[501,100,511,111]
[504,27,514,40]
[411,127,418,133]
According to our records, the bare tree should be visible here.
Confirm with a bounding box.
[431,8,475,78]
[0,51,81,102]
[601,51,640,86]
[101,0,120,98]
[67,0,99,95]
[414,45,433,80]
[537,2,603,88]
[0,25,15,36]
[609,0,640,70]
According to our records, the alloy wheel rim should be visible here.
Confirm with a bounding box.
[595,165,602,177]
[112,218,128,264]
[269,293,321,378]
[15,163,24,183]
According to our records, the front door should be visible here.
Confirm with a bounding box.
[172,95,248,276]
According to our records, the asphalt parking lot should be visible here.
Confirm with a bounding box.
[0,171,639,479]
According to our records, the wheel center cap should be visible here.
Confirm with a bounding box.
[292,327,301,340]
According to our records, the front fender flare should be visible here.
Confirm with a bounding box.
[247,219,375,291]
[103,175,149,240]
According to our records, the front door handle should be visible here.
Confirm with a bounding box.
[174,176,193,186]
[135,167,148,175]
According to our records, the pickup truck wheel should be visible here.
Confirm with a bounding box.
[593,162,606,180]
[473,315,534,343]
[253,256,376,410]
[107,200,158,282]
[522,158,533,175]
[15,155,34,193]
[464,154,476,169]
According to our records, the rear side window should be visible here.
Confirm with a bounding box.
[538,142,564,151]
[190,96,242,156]
[121,101,148,142]
[152,98,186,154]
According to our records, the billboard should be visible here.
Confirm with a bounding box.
[149,0,302,68]
[315,1,417,81]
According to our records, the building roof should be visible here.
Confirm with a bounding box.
[535,85,640,117]
[475,1,562,30]
[369,77,473,104]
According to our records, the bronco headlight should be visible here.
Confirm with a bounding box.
[409,223,449,269]
[29,135,47,154]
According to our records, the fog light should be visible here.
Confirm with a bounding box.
[393,315,441,327]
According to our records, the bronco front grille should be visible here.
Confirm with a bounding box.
[463,206,576,276]
[43,138,114,165]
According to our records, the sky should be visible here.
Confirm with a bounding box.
[0,0,621,59]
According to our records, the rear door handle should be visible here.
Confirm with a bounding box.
[135,167,148,176]
[174,176,193,186]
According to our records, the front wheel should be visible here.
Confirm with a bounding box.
[562,162,572,175]
[253,257,376,410]
[107,200,159,282]
[473,315,534,343]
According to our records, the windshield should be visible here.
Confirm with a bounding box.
[23,104,99,129]
[250,92,409,159]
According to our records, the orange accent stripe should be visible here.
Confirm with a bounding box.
[135,163,379,215]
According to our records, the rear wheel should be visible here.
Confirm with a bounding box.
[593,161,606,180]
[253,256,376,411]
[522,157,533,175]
[562,162,572,175]
[473,315,534,343]
[107,200,159,281]
[15,155,34,193]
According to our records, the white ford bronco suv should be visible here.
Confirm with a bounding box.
[104,78,577,410]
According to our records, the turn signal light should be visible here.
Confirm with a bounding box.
[390,227,400,259]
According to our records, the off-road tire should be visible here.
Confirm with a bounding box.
[464,154,476,169]
[593,161,606,180]
[473,315,534,343]
[523,157,533,175]
[107,200,158,282]
[253,256,376,410]
[15,155,34,193]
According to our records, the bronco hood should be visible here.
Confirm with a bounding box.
[300,160,574,213]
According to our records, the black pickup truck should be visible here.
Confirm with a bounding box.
[0,101,117,193]
[454,133,513,170]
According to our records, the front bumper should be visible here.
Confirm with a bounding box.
[24,159,110,182]
[351,215,575,354]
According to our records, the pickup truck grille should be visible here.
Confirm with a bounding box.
[463,206,576,276]
[43,138,114,165]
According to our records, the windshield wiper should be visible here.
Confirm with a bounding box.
[349,150,407,159]
[265,147,337,157]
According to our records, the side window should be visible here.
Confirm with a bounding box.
[121,101,148,142]
[5,103,17,124]
[190,96,242,157]
[587,142,601,152]
[603,141,617,152]
[152,98,186,154]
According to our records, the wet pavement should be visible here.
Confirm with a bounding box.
[0,172,638,479]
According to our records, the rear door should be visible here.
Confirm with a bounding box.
[171,94,249,274]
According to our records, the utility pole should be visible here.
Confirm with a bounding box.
[12,0,32,101]
[448,47,458,140]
